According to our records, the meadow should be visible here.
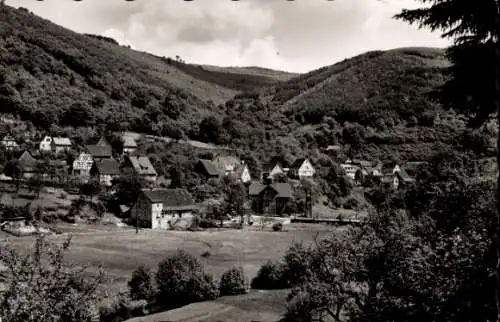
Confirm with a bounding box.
[2,223,336,295]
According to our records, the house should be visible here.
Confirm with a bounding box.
[212,155,242,175]
[39,136,53,152]
[123,156,158,186]
[340,160,359,180]
[380,174,399,189]
[395,169,415,187]
[194,159,221,179]
[72,153,94,181]
[90,159,120,187]
[18,151,38,179]
[86,145,113,160]
[130,188,196,229]
[261,162,285,181]
[404,161,426,177]
[50,137,72,154]
[123,136,138,154]
[248,181,292,216]
[232,163,251,184]
[1,134,18,151]
[381,162,401,175]
[289,158,315,179]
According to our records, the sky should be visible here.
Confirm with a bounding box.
[6,0,450,73]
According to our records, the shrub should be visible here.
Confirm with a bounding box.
[128,265,154,301]
[272,222,283,231]
[155,250,219,309]
[251,260,287,290]
[219,266,248,296]
[99,297,148,322]
[282,242,311,287]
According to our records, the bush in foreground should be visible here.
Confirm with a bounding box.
[250,260,288,290]
[273,222,283,231]
[155,250,219,309]
[128,265,154,301]
[219,266,248,296]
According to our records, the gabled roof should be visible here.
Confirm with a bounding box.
[142,188,195,210]
[197,159,220,177]
[93,159,120,175]
[127,156,157,176]
[396,169,414,182]
[262,162,283,172]
[248,182,292,198]
[1,134,16,142]
[290,158,307,169]
[233,163,249,178]
[213,155,241,171]
[381,162,399,174]
[249,181,266,196]
[123,136,138,148]
[96,136,111,147]
[325,145,342,151]
[18,151,37,167]
[269,183,292,198]
[86,145,112,158]
[52,137,71,146]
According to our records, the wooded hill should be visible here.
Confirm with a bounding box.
[0,5,494,165]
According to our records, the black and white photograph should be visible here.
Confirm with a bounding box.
[0,0,496,321]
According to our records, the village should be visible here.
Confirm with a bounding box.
[0,129,420,234]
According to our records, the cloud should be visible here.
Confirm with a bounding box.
[6,0,450,73]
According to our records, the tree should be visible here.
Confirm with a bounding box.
[128,265,154,301]
[198,115,221,144]
[4,159,21,192]
[155,250,218,310]
[26,175,43,198]
[395,3,500,318]
[79,179,101,201]
[222,178,248,225]
[0,235,105,321]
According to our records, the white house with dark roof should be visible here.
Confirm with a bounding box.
[39,135,53,152]
[130,188,196,229]
[72,152,94,181]
[90,159,121,187]
[289,158,315,179]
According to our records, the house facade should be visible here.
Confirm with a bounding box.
[90,159,120,187]
[72,153,94,181]
[123,136,138,154]
[249,181,292,216]
[289,158,315,179]
[130,188,196,229]
[1,135,18,151]
[340,160,359,180]
[39,136,53,152]
[18,151,38,179]
[51,137,72,154]
[261,163,284,181]
[235,164,251,183]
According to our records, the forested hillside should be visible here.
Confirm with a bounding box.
[0,4,494,166]
[0,5,289,141]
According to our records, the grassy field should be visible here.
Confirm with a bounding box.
[127,289,290,322]
[3,223,336,295]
